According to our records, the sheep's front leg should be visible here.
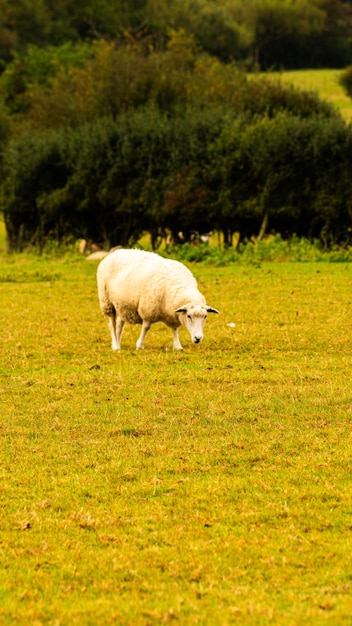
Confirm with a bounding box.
[172,328,183,350]
[136,320,151,350]
[109,315,125,351]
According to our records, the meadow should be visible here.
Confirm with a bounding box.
[1,63,352,623]
[1,224,352,624]
[266,68,352,122]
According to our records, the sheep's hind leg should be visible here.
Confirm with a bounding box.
[109,314,125,351]
[172,328,183,350]
[136,320,151,350]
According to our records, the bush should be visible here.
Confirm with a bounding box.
[0,42,92,115]
[339,65,352,100]
[2,84,352,252]
[1,129,72,251]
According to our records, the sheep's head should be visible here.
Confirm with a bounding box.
[175,304,219,344]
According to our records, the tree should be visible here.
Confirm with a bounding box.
[249,0,325,69]
[0,42,92,116]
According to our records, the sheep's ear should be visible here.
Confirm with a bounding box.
[175,306,187,313]
[206,306,219,314]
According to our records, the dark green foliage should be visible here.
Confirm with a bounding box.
[249,0,352,70]
[0,103,9,144]
[236,113,352,246]
[2,100,352,252]
[1,0,352,70]
[0,108,221,250]
[183,5,251,64]
[233,78,338,119]
[1,6,352,253]
[0,0,146,61]
[0,42,92,114]
[2,130,72,251]
[338,64,352,99]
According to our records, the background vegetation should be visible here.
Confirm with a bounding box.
[2,1,352,251]
[2,0,352,70]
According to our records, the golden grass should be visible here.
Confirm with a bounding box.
[1,253,352,624]
[265,68,352,121]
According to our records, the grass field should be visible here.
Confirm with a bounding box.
[1,244,352,624]
[266,68,352,122]
[1,64,352,622]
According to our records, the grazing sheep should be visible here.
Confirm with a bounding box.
[97,249,219,350]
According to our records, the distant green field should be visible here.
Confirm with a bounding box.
[266,68,352,121]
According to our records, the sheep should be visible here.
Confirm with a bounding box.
[97,248,219,350]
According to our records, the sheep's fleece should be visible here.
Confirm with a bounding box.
[97,248,219,350]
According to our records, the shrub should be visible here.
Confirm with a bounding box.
[0,42,92,115]
[1,129,72,251]
[2,84,352,252]
[338,65,352,100]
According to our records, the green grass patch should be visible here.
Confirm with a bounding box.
[1,253,352,624]
[265,68,352,122]
[163,235,352,265]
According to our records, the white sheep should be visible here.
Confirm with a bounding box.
[97,249,219,350]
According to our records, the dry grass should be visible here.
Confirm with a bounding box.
[1,247,352,624]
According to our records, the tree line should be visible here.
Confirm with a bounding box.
[1,4,352,251]
[1,0,352,70]
[4,109,352,252]
[2,47,352,251]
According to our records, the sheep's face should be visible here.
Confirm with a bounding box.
[175,304,219,344]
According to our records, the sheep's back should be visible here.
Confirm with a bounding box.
[98,249,202,321]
